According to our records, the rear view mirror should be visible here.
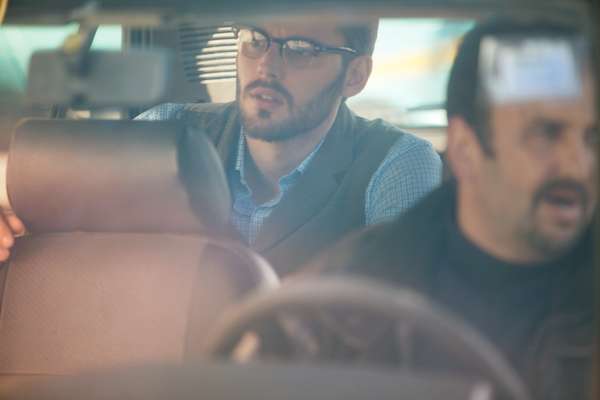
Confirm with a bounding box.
[27,50,173,109]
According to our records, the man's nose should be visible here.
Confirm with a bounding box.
[256,42,285,80]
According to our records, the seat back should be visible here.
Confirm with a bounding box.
[0,119,278,375]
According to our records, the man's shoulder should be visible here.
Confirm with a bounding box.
[353,114,437,161]
[180,102,236,119]
[136,102,236,122]
[353,114,404,145]
[371,129,441,183]
[299,214,422,284]
[298,218,402,277]
[136,102,238,145]
[135,103,188,121]
[179,102,237,135]
[303,182,453,279]
[360,115,442,225]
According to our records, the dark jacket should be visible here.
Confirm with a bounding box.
[304,181,594,400]
[178,102,401,275]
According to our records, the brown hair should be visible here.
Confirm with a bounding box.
[338,19,379,56]
[447,17,584,154]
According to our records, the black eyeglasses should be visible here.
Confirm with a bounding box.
[233,26,358,68]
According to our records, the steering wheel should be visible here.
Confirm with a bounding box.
[201,278,531,400]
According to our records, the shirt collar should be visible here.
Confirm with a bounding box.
[234,129,325,187]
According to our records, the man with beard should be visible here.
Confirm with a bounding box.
[303,18,597,399]
[134,20,440,274]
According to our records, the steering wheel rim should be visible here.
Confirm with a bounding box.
[202,277,531,400]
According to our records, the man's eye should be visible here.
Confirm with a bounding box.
[534,122,563,141]
[249,39,265,48]
[286,40,317,56]
[237,29,266,49]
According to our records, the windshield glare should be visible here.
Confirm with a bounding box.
[348,18,474,128]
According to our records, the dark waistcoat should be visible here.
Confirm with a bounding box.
[179,102,401,275]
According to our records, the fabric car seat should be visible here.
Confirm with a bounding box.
[0,119,278,377]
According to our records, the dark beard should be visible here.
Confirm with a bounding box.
[238,70,346,142]
[525,178,590,256]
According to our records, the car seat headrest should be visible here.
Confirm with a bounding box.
[7,119,230,234]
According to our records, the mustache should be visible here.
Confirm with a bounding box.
[533,179,589,208]
[244,80,294,106]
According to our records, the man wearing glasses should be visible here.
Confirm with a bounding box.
[0,19,442,275]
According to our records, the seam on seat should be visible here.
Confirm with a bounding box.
[0,261,7,328]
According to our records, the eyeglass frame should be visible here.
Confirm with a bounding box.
[232,25,359,64]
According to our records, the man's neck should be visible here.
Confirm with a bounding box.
[457,186,547,265]
[244,110,338,203]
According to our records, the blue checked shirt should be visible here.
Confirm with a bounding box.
[137,103,442,244]
[230,133,324,244]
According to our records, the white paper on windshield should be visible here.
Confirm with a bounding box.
[479,36,582,104]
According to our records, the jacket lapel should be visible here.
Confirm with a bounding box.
[214,106,242,170]
[254,105,357,253]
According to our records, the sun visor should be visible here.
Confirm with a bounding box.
[479,36,585,104]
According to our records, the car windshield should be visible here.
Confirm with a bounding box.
[0,3,596,400]
[0,18,472,152]
[348,18,474,128]
[0,19,471,125]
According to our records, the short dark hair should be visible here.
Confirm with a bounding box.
[338,19,379,56]
[446,17,584,154]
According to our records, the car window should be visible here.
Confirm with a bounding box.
[348,18,474,129]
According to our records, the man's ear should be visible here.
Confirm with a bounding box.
[342,55,372,98]
[446,116,486,182]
